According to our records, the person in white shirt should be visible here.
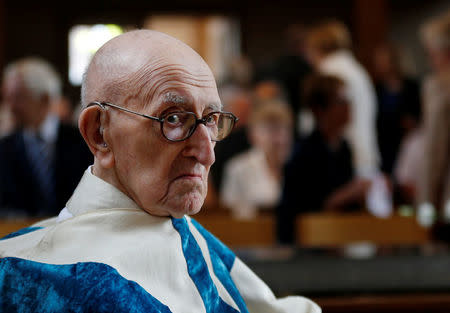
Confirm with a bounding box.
[418,11,450,216]
[221,100,294,219]
[0,30,320,313]
[306,20,380,178]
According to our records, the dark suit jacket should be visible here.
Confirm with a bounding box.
[276,129,354,244]
[0,122,93,217]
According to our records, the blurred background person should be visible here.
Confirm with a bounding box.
[277,74,371,244]
[373,42,422,176]
[418,10,450,218]
[394,109,424,206]
[219,55,254,126]
[0,57,92,217]
[50,95,75,125]
[306,20,380,179]
[255,24,312,136]
[0,103,15,138]
[210,56,254,197]
[221,99,294,219]
[211,78,286,199]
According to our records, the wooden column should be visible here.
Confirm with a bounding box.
[353,0,389,76]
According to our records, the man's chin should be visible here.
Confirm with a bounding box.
[169,192,205,218]
[142,197,203,218]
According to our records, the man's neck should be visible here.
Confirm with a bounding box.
[92,162,130,200]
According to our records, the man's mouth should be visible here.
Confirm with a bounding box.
[175,173,202,181]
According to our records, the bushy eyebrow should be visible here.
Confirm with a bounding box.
[207,102,222,112]
[163,92,187,105]
[161,91,222,112]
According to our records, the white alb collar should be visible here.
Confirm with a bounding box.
[64,166,140,218]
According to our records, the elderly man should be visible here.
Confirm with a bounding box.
[0,31,320,312]
[0,58,92,217]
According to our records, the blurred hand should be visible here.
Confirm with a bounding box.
[323,178,372,212]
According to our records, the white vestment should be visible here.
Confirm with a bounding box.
[0,168,320,313]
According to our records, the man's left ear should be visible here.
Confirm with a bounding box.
[78,105,115,169]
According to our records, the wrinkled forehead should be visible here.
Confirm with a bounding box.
[124,57,221,113]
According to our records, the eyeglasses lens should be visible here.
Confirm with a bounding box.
[163,113,195,141]
[162,112,235,141]
[216,114,234,141]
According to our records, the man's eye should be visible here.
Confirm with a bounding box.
[205,114,218,125]
[166,114,181,124]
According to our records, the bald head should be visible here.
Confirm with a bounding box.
[82,30,216,109]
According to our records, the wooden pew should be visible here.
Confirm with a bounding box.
[197,212,431,247]
[296,213,431,247]
[0,219,40,238]
[194,215,276,247]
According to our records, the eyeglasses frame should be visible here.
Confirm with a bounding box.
[87,101,238,142]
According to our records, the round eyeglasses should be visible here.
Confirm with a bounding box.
[87,101,239,142]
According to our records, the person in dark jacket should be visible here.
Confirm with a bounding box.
[277,74,371,244]
[0,57,92,217]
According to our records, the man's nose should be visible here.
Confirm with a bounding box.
[182,124,215,166]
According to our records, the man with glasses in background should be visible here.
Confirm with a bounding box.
[0,30,320,313]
